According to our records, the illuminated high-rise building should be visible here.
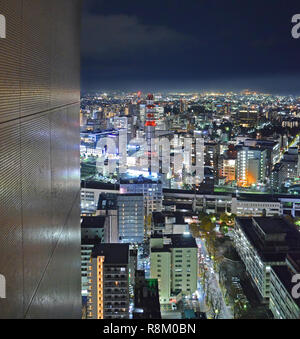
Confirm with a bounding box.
[180,99,188,113]
[117,194,145,244]
[236,146,267,187]
[222,158,236,182]
[87,244,130,319]
[145,94,157,174]
[237,105,259,127]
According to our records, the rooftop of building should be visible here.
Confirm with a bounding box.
[287,252,300,271]
[81,180,120,190]
[151,234,197,250]
[245,139,278,146]
[236,144,267,152]
[152,211,187,225]
[253,217,289,234]
[236,217,300,262]
[170,234,197,248]
[151,247,171,253]
[97,192,118,210]
[81,216,105,229]
[91,243,129,264]
[117,193,143,198]
[235,194,279,203]
[271,265,300,308]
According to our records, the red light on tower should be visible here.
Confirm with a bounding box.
[145,93,157,174]
[145,121,156,127]
[145,93,156,127]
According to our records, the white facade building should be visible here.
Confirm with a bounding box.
[231,198,281,217]
[233,217,290,301]
[150,235,198,305]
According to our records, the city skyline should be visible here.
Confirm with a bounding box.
[1,0,300,323]
[80,86,300,320]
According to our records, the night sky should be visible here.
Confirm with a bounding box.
[81,0,300,94]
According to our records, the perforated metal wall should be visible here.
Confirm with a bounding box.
[0,0,81,319]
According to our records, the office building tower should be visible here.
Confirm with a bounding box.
[222,158,236,182]
[281,148,299,180]
[96,192,119,243]
[120,177,163,215]
[0,0,81,319]
[118,194,145,244]
[241,139,280,177]
[237,105,259,127]
[204,142,220,180]
[271,163,285,193]
[236,146,267,187]
[87,244,130,319]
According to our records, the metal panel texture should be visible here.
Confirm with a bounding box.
[0,0,81,319]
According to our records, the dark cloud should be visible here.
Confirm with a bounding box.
[81,14,197,62]
[81,0,300,94]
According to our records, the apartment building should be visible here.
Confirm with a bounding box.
[87,244,130,319]
[150,234,198,305]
